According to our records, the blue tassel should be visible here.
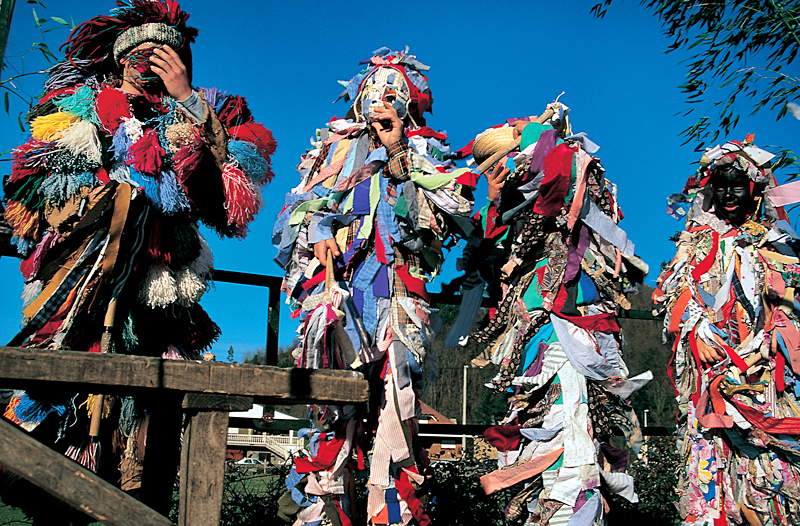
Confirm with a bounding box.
[157,170,191,215]
[12,393,66,425]
[55,84,100,125]
[39,172,98,207]
[111,124,133,161]
[13,236,36,257]
[228,140,269,183]
[127,168,160,205]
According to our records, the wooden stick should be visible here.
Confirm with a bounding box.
[89,298,118,439]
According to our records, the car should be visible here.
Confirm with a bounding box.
[233,457,265,473]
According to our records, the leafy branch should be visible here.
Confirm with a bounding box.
[592,0,800,156]
[1,2,72,130]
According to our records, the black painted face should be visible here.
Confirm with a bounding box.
[711,165,751,225]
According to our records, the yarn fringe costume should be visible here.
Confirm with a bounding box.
[655,138,800,525]
[273,48,475,526]
[3,0,275,495]
[451,103,650,525]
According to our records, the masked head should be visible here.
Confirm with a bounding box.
[711,163,752,225]
[62,0,197,81]
[354,66,411,124]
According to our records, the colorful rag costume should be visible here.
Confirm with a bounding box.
[654,140,800,525]
[453,104,650,525]
[273,48,475,526]
[2,0,275,489]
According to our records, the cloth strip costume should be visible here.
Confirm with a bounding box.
[453,103,650,525]
[655,139,800,525]
[273,47,475,526]
[2,0,275,496]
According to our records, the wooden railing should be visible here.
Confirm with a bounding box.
[0,347,368,526]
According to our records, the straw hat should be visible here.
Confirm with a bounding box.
[472,127,516,166]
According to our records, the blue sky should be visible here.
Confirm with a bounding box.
[1,0,798,362]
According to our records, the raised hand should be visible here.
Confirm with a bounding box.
[370,101,404,147]
[150,45,192,101]
[487,156,509,201]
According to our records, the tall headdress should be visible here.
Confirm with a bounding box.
[336,47,433,127]
[667,136,784,223]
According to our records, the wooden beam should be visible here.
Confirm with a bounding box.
[0,346,368,404]
[178,410,229,526]
[182,394,253,411]
[0,418,174,526]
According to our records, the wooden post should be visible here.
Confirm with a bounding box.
[0,418,174,526]
[177,394,249,526]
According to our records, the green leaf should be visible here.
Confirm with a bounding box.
[51,16,68,25]
[32,7,41,27]
[18,114,25,132]
[3,91,8,115]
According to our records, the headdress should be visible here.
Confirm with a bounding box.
[667,136,781,222]
[336,47,433,126]
[61,0,198,72]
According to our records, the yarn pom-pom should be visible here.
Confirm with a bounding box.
[191,230,214,278]
[31,111,80,141]
[4,200,41,240]
[127,129,165,176]
[96,87,132,134]
[54,84,100,125]
[182,304,221,352]
[10,141,51,183]
[39,172,99,208]
[157,169,191,215]
[228,140,271,184]
[229,122,277,160]
[175,267,208,307]
[217,95,253,128]
[221,163,263,233]
[56,120,103,165]
[111,122,133,161]
[43,59,92,92]
[139,265,177,308]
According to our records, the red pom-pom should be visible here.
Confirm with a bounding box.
[126,129,165,176]
[221,163,262,235]
[96,88,131,134]
[10,141,50,183]
[217,95,254,127]
[229,122,277,159]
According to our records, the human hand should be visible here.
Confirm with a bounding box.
[313,238,341,267]
[150,45,192,101]
[371,101,404,147]
[487,156,509,201]
[512,120,531,139]
[695,333,727,363]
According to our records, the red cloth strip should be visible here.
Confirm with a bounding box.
[691,231,719,282]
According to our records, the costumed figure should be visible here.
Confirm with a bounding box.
[273,47,476,525]
[450,102,650,525]
[2,0,275,500]
[654,138,800,525]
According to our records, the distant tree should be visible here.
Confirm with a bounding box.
[474,388,508,426]
[227,345,235,363]
[592,0,800,166]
